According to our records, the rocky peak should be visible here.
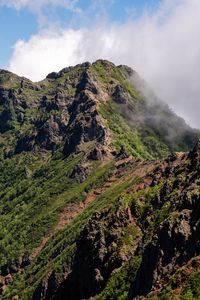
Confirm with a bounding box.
[0,60,199,160]
[63,91,107,157]
[0,62,200,300]
[187,139,200,169]
[93,59,116,71]
[46,62,91,80]
[76,70,100,95]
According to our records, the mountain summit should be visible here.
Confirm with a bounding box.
[0,60,198,159]
[0,60,199,300]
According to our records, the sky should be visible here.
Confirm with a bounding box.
[0,0,200,128]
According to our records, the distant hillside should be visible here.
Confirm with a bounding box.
[0,60,199,300]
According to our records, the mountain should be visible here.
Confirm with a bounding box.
[0,60,199,300]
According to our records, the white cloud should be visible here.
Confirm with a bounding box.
[0,0,79,11]
[7,0,200,128]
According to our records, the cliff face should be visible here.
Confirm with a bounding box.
[0,60,199,300]
[53,144,199,300]
[53,207,136,300]
[0,60,198,159]
[130,143,200,299]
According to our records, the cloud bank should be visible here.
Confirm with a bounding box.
[6,0,200,128]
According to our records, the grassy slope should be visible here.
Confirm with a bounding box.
[91,60,198,159]
[0,61,199,299]
[2,158,135,299]
[1,156,172,300]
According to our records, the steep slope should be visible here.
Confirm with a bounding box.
[0,60,199,300]
[0,60,198,159]
[130,142,200,299]
[53,142,200,300]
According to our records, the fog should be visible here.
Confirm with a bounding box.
[5,0,200,128]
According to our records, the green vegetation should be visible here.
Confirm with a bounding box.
[0,70,22,89]
[181,271,200,300]
[97,257,141,300]
[99,100,169,159]
[148,257,200,300]
[1,163,138,299]
[0,60,199,300]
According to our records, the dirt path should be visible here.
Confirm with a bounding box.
[30,191,96,260]
[30,157,159,261]
[30,173,120,260]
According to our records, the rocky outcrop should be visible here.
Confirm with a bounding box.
[0,252,30,296]
[69,163,91,183]
[188,139,200,170]
[130,209,199,298]
[88,146,108,160]
[15,114,68,153]
[54,207,136,300]
[112,84,128,104]
[32,272,59,300]
[0,60,199,159]
[76,70,99,95]
[35,116,61,151]
[0,88,21,132]
[0,62,110,157]
[63,92,107,157]
[129,140,200,299]
[0,61,200,300]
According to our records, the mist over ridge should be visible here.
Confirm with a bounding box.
[4,0,200,128]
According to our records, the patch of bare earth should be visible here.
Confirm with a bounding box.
[30,162,120,260]
[30,192,96,260]
[31,154,181,261]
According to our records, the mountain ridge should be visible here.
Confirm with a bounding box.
[0,59,199,300]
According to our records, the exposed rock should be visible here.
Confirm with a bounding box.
[15,134,36,153]
[35,116,61,151]
[0,278,4,288]
[76,71,99,95]
[20,79,40,91]
[63,92,106,157]
[118,64,134,77]
[54,207,135,300]
[87,146,109,161]
[187,139,200,170]
[117,145,129,159]
[112,84,128,104]
[46,72,60,80]
[0,60,200,300]
[21,252,31,268]
[88,147,103,160]
[0,89,17,132]
[130,208,199,298]
[39,95,60,112]
[32,271,59,300]
[4,275,12,285]
[69,163,90,183]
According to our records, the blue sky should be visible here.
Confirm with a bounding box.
[0,0,161,68]
[0,7,36,66]
[0,0,200,128]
